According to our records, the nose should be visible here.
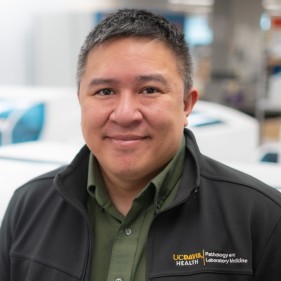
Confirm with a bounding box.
[109,92,142,126]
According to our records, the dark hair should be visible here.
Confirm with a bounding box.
[77,9,193,92]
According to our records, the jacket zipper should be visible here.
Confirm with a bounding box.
[145,185,199,280]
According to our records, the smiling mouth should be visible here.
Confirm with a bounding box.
[108,135,147,141]
[105,135,148,145]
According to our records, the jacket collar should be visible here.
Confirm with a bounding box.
[55,145,90,214]
[171,128,201,206]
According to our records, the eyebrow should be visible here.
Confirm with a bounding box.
[88,78,119,87]
[87,74,168,88]
[136,74,168,85]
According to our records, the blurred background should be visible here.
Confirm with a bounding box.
[1,0,281,219]
[1,0,281,123]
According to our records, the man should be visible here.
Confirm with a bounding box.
[1,8,281,281]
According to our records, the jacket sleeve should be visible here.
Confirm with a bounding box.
[254,216,281,280]
[0,193,18,281]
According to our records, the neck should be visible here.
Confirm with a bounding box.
[101,171,150,216]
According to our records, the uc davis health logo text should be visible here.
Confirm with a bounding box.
[173,251,205,266]
[173,250,248,267]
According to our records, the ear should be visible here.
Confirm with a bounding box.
[183,88,199,127]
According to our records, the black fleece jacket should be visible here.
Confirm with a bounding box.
[1,129,281,281]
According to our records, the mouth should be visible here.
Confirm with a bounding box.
[105,135,149,146]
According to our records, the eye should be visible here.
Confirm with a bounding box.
[96,88,114,96]
[142,87,160,95]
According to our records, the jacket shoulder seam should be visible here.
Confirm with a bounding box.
[201,172,281,209]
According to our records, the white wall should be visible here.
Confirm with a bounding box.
[0,6,33,85]
[0,0,119,87]
[0,0,200,87]
[32,13,93,87]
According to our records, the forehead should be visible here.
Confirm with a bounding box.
[78,37,186,93]
[85,37,182,77]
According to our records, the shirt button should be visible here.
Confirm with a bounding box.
[115,278,122,281]
[124,227,132,236]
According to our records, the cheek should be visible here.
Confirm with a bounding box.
[80,105,91,127]
[147,99,186,128]
[81,102,107,129]
[80,109,98,142]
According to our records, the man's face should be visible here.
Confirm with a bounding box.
[79,37,198,187]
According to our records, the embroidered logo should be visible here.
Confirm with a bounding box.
[172,250,248,267]
[173,251,205,266]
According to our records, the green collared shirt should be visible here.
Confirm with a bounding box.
[87,137,186,281]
